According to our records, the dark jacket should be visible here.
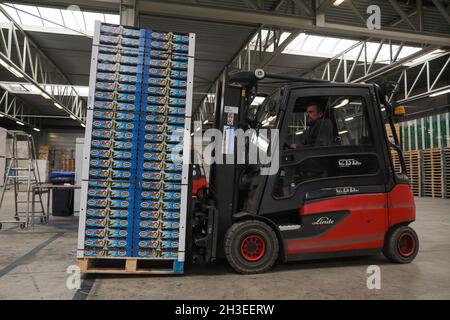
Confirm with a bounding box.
[299,118,334,147]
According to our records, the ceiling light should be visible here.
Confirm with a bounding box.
[381,107,386,112]
[70,115,77,120]
[0,58,24,78]
[338,130,348,135]
[16,121,24,126]
[334,99,349,109]
[0,114,4,117]
[333,0,345,6]
[196,127,200,132]
[429,88,450,97]
[203,120,208,125]
[190,133,194,136]
[81,123,86,128]
[295,130,304,135]
[54,102,63,109]
[345,117,354,122]
[33,128,40,132]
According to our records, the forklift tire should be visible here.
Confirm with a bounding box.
[224,220,279,274]
[383,225,419,264]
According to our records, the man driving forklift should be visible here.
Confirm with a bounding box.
[288,100,334,149]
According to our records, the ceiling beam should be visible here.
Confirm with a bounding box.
[431,0,450,26]
[387,0,417,30]
[136,1,450,46]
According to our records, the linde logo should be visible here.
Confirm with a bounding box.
[336,186,359,194]
[338,159,362,168]
[311,217,335,226]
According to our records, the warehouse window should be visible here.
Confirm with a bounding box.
[0,2,119,36]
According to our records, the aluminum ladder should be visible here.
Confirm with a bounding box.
[0,131,46,230]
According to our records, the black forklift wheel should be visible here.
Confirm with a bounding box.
[224,220,279,274]
[383,225,419,263]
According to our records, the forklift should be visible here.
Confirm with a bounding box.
[188,69,419,274]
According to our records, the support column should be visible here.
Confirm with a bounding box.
[120,0,137,27]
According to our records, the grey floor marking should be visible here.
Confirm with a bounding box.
[0,232,64,278]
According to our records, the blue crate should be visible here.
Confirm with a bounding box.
[146,50,189,62]
[142,161,183,172]
[140,190,182,201]
[87,188,132,199]
[139,210,181,220]
[145,40,189,54]
[84,248,130,258]
[96,72,140,84]
[144,114,185,125]
[85,238,130,249]
[148,31,189,44]
[90,149,134,160]
[92,119,137,131]
[146,76,187,88]
[135,249,179,259]
[86,208,132,219]
[145,67,188,80]
[89,159,134,170]
[91,129,136,140]
[140,182,182,192]
[91,139,136,150]
[142,86,187,98]
[97,53,144,65]
[95,91,140,103]
[85,227,130,238]
[93,110,137,121]
[144,58,188,70]
[95,82,140,93]
[93,101,137,112]
[89,168,133,180]
[137,239,179,249]
[138,229,180,240]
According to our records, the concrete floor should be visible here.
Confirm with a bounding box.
[0,189,449,300]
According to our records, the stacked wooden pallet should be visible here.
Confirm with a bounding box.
[390,150,402,175]
[445,148,450,199]
[404,150,421,196]
[385,124,400,145]
[422,148,444,198]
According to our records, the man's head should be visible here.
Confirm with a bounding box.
[306,104,324,125]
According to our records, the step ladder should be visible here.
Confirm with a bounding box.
[0,131,47,230]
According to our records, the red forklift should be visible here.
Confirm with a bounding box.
[188,69,418,274]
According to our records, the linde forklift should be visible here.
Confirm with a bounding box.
[188,69,418,274]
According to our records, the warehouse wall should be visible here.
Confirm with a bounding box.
[37,129,84,172]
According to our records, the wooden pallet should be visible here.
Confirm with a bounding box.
[445,148,450,199]
[390,150,403,175]
[391,150,421,196]
[77,257,183,275]
[404,150,421,196]
[422,148,444,198]
[385,124,400,145]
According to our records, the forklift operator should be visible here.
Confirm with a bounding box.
[288,103,334,149]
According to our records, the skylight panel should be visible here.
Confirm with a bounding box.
[301,35,324,52]
[1,5,21,24]
[61,9,86,31]
[38,7,64,28]
[14,4,43,27]
[331,39,358,55]
[317,37,339,54]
